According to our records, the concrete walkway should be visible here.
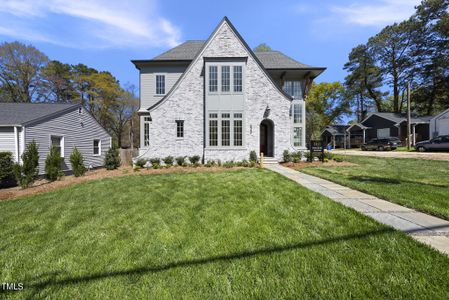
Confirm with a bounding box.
[266,164,449,256]
[333,149,449,161]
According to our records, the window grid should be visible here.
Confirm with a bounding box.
[209,119,218,146]
[156,75,165,95]
[144,122,150,146]
[234,119,243,146]
[176,120,184,138]
[209,66,218,92]
[93,140,100,155]
[233,66,242,92]
[283,81,302,99]
[293,127,302,147]
[293,103,302,123]
[221,66,230,92]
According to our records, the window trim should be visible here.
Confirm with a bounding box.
[206,111,245,148]
[293,126,303,147]
[93,139,101,156]
[143,116,151,147]
[176,120,184,139]
[50,135,64,158]
[206,62,245,95]
[208,65,218,93]
[155,74,166,95]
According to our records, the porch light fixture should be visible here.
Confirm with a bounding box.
[264,105,271,118]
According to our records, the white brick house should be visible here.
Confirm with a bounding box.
[132,17,325,162]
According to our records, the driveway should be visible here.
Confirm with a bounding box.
[333,149,449,161]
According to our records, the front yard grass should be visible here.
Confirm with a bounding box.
[302,155,449,220]
[1,169,449,298]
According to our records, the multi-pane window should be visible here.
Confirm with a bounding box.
[233,113,243,146]
[176,120,184,138]
[209,113,218,146]
[156,75,165,95]
[221,113,231,146]
[293,103,302,123]
[93,139,101,155]
[293,127,302,147]
[51,136,63,157]
[221,66,230,92]
[144,116,151,146]
[209,66,218,92]
[233,66,242,92]
[283,81,302,99]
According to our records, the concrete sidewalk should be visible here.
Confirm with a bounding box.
[266,164,449,256]
[333,149,449,161]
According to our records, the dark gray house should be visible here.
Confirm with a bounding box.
[321,125,349,148]
[347,112,431,146]
[0,103,111,174]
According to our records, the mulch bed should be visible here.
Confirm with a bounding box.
[0,166,244,202]
[281,160,357,170]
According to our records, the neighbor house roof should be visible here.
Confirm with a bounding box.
[321,125,350,136]
[135,40,324,71]
[0,102,80,126]
[362,112,432,125]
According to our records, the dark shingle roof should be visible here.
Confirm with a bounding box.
[151,40,318,69]
[322,125,350,136]
[0,103,79,126]
[365,112,432,125]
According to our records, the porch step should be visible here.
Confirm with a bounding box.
[262,157,279,165]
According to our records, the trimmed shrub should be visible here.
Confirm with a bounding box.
[283,150,292,162]
[175,156,185,166]
[249,161,257,168]
[13,140,39,188]
[241,159,249,167]
[150,158,161,169]
[135,158,147,168]
[70,147,86,177]
[45,145,64,181]
[292,151,302,163]
[0,152,14,187]
[189,155,201,165]
[223,161,235,168]
[205,160,216,167]
[163,156,174,167]
[324,151,333,160]
[334,156,344,162]
[105,148,121,170]
[249,150,258,163]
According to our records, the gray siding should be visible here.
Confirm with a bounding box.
[140,65,186,110]
[25,107,111,174]
[430,109,449,138]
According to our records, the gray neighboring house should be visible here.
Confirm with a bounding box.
[430,108,449,138]
[0,102,111,174]
[132,17,325,162]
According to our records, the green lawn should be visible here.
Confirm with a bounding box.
[302,156,449,220]
[1,169,449,298]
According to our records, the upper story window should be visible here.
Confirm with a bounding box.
[283,81,302,99]
[221,66,230,92]
[156,75,165,95]
[209,66,218,92]
[233,66,242,92]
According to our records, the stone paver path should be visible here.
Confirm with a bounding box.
[266,164,449,256]
[333,149,449,161]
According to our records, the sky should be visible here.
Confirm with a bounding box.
[0,0,421,90]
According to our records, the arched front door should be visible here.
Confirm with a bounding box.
[260,119,274,157]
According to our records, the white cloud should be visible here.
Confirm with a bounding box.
[330,0,421,26]
[0,0,181,49]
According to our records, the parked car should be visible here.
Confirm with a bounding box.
[415,135,449,152]
[361,137,402,151]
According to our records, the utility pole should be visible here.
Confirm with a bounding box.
[407,82,411,150]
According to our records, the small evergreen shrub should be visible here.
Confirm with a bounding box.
[150,158,161,169]
[241,159,249,167]
[189,155,201,165]
[105,148,121,170]
[0,152,14,187]
[324,151,333,160]
[175,156,185,166]
[45,145,64,181]
[163,156,174,167]
[13,140,39,188]
[249,161,257,168]
[135,158,147,168]
[205,160,216,167]
[249,150,258,163]
[223,161,235,168]
[292,151,302,163]
[70,147,86,177]
[283,150,292,162]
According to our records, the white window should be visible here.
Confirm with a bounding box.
[144,116,151,147]
[51,135,64,157]
[377,128,390,139]
[209,66,218,92]
[221,113,231,146]
[176,120,184,138]
[233,66,242,92]
[293,127,302,147]
[293,102,303,123]
[283,81,302,99]
[93,139,101,155]
[209,113,218,146]
[156,75,165,95]
[221,66,230,92]
[233,113,243,146]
